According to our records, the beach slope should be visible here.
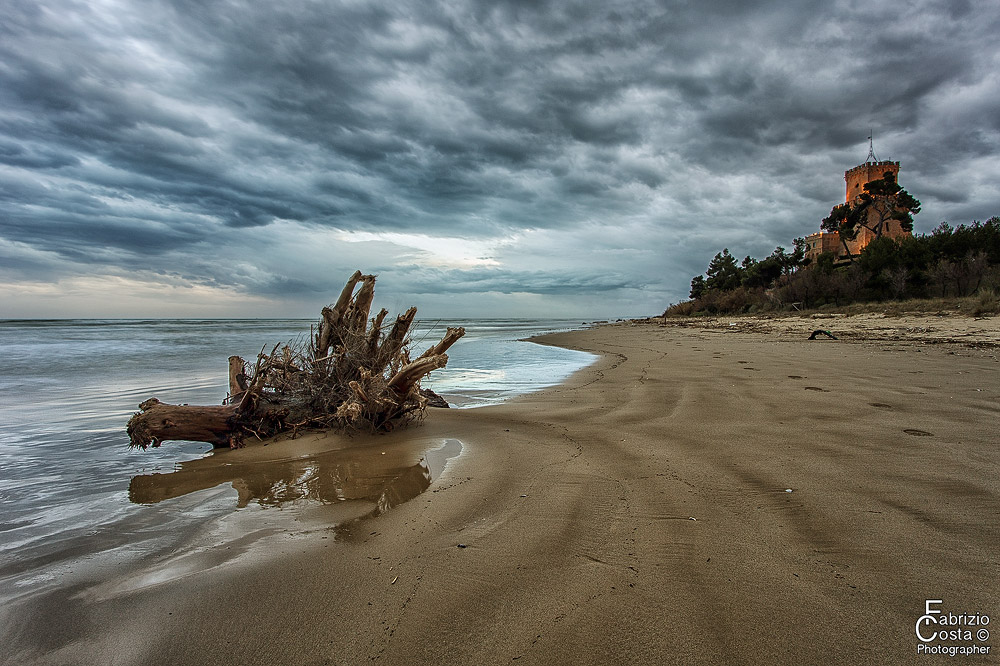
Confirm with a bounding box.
[4,318,998,665]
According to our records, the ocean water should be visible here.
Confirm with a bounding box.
[0,318,595,602]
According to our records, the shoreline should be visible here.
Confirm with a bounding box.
[655,310,1000,348]
[3,316,998,664]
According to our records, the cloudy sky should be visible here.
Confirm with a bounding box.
[2,0,999,318]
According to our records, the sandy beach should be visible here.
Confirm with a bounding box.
[3,315,998,665]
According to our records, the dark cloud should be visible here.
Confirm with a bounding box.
[0,140,80,169]
[1,0,998,316]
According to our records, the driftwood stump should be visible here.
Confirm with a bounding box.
[127,272,464,449]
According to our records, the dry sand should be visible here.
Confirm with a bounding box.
[3,315,999,665]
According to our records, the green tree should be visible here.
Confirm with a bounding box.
[705,249,742,291]
[858,236,903,299]
[689,275,707,299]
[821,171,921,260]
[858,236,903,276]
[790,237,807,270]
[769,241,806,275]
[742,255,782,289]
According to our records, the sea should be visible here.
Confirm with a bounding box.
[0,318,596,604]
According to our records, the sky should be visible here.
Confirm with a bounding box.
[2,0,999,319]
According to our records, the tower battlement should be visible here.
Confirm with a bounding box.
[845,160,899,203]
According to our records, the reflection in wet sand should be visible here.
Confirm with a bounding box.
[128,439,463,523]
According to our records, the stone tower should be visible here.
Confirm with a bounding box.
[803,137,911,262]
[843,137,910,251]
[845,159,899,203]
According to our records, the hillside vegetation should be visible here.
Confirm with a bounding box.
[666,217,1000,317]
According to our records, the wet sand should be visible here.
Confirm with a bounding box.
[3,316,999,665]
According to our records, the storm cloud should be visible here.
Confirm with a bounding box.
[2,0,998,317]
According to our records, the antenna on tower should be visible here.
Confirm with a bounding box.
[865,130,879,163]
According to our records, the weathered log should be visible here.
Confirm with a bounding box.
[127,398,240,449]
[127,397,289,449]
[126,272,464,450]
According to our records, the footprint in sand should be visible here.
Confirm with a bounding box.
[904,429,933,437]
[804,386,829,392]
